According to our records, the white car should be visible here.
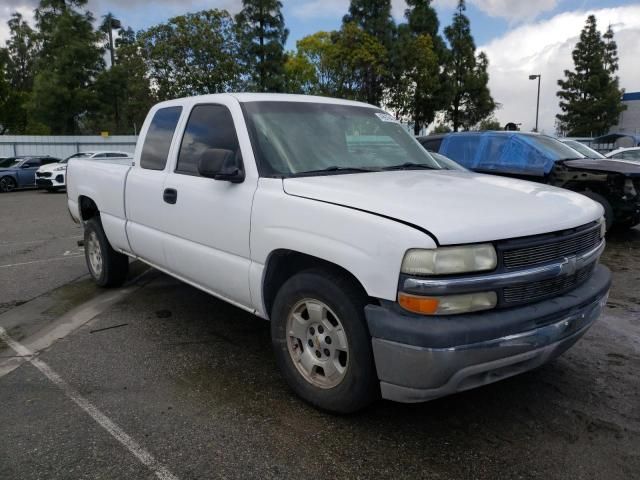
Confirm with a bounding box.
[36,151,132,192]
[605,147,640,162]
[67,93,610,413]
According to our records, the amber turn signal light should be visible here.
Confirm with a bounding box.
[397,292,440,315]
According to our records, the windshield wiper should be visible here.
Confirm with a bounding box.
[381,162,438,171]
[293,166,379,176]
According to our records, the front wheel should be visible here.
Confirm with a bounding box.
[271,269,379,413]
[581,191,614,231]
[0,176,17,193]
[84,217,129,287]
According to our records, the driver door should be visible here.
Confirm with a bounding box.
[17,159,42,186]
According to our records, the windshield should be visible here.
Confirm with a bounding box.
[242,101,443,176]
[530,135,585,161]
[429,151,467,171]
[562,140,604,158]
[64,152,93,163]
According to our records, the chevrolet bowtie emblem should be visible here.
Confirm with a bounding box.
[560,256,577,276]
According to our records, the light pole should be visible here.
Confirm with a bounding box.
[529,74,541,132]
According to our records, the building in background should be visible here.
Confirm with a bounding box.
[611,91,640,135]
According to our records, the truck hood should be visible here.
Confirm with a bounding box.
[283,170,602,245]
[564,158,640,177]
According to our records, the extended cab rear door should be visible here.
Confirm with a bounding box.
[158,98,259,309]
[125,105,183,265]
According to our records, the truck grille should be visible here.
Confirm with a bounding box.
[502,224,601,270]
[36,172,52,178]
[503,264,594,304]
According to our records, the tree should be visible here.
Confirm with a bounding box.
[404,0,444,53]
[138,10,241,100]
[283,52,317,94]
[556,15,625,136]
[235,0,288,92]
[443,0,495,131]
[388,0,446,134]
[329,23,387,102]
[387,30,440,134]
[294,31,336,95]
[431,123,451,134]
[290,25,387,102]
[477,115,501,131]
[0,12,38,133]
[343,0,395,104]
[87,27,154,134]
[5,12,38,91]
[30,0,105,134]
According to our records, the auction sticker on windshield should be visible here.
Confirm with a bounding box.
[375,112,399,123]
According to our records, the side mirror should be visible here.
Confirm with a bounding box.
[197,149,244,183]
[21,164,33,169]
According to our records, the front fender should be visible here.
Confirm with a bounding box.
[249,179,436,316]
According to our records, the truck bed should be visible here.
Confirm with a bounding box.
[67,158,133,252]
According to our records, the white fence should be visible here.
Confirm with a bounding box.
[0,135,138,159]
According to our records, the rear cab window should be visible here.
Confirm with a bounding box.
[140,106,183,170]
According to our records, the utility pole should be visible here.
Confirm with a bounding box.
[529,74,541,132]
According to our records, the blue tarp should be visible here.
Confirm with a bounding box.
[439,132,573,177]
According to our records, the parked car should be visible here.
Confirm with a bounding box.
[419,132,640,230]
[68,94,610,413]
[559,139,605,158]
[36,151,132,192]
[605,147,640,162]
[0,156,62,192]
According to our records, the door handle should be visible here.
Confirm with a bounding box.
[163,188,177,204]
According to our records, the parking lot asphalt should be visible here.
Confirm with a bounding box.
[1,189,639,479]
[0,190,85,314]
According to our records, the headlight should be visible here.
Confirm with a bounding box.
[398,291,497,315]
[54,166,67,171]
[401,244,497,276]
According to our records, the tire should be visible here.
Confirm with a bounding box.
[581,191,614,231]
[46,188,58,193]
[271,268,379,413]
[84,217,129,287]
[0,176,17,193]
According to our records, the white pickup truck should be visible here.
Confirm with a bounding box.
[68,94,611,413]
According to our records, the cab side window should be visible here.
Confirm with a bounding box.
[24,159,41,168]
[176,104,240,176]
[140,106,183,170]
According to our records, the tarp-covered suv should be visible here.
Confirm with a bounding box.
[419,132,640,230]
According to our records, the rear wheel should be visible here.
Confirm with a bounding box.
[84,217,129,287]
[581,191,614,231]
[0,176,17,193]
[271,269,378,413]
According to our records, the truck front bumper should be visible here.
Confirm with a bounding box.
[365,264,611,403]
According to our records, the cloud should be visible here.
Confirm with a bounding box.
[291,0,409,21]
[473,0,557,22]
[479,6,640,134]
[434,0,557,22]
[0,2,35,46]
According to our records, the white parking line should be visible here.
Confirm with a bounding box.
[0,254,84,269]
[0,326,179,480]
[0,235,83,247]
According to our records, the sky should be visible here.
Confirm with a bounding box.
[1,0,639,133]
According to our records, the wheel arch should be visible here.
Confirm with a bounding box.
[261,249,374,320]
[78,195,100,222]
